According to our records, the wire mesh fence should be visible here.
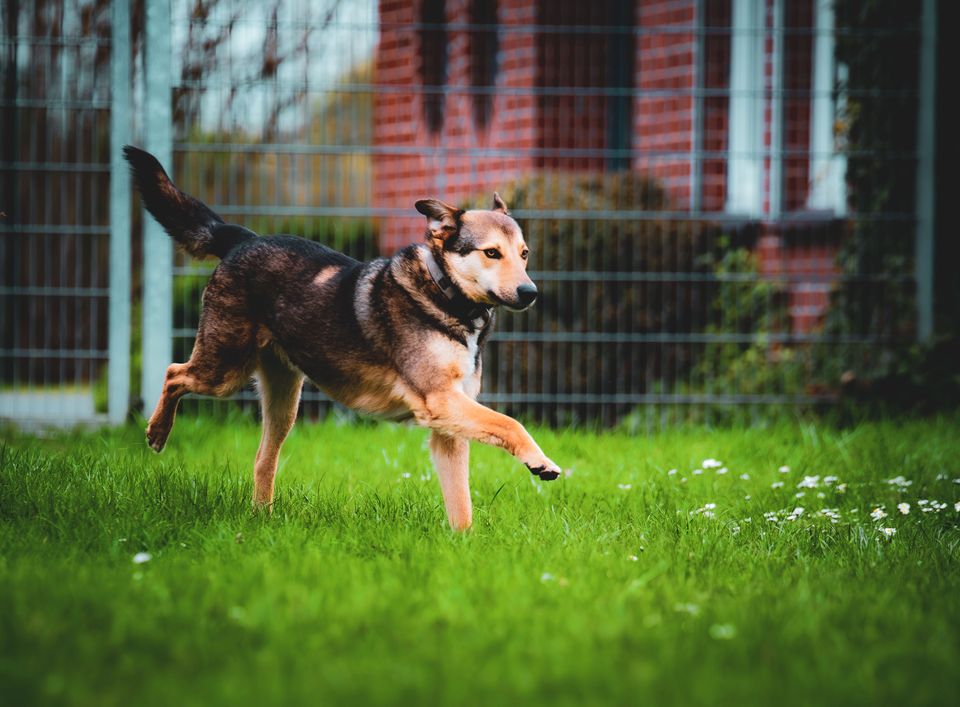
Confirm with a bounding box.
[0,0,937,429]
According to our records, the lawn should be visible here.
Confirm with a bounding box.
[2,415,959,706]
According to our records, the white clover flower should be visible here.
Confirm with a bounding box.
[771,481,784,489]
[779,465,791,473]
[691,503,718,519]
[792,507,805,517]
[132,552,152,564]
[744,495,752,500]
[819,509,841,523]
[739,473,750,480]
[668,469,678,476]
[886,475,912,488]
[717,467,728,475]
[617,483,632,490]
[693,469,703,475]
[702,459,723,469]
[798,475,821,489]
[795,492,805,499]
[880,527,897,538]
[824,475,838,485]
[870,508,887,521]
[897,502,910,515]
[709,623,737,640]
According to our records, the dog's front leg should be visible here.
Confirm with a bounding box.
[429,432,472,531]
[419,391,561,480]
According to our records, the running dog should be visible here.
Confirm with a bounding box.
[124,146,561,530]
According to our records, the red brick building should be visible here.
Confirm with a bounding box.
[373,0,848,332]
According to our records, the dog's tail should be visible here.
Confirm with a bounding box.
[123,145,255,259]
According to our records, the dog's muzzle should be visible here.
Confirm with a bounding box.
[516,284,538,308]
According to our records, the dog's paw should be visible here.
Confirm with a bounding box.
[145,424,168,453]
[525,456,562,481]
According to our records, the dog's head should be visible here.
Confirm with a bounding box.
[415,193,537,311]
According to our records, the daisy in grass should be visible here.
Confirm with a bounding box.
[897,502,910,515]
[702,459,723,469]
[880,527,897,538]
[870,507,888,521]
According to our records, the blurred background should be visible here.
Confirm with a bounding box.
[0,0,954,431]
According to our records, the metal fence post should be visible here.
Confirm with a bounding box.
[108,0,132,425]
[141,0,173,414]
[914,0,937,343]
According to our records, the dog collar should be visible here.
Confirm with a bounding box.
[424,249,458,300]
[423,249,489,329]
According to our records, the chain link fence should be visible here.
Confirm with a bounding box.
[1,0,939,430]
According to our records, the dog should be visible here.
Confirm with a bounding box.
[123,146,562,530]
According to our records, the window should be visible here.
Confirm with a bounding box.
[536,0,635,171]
[419,0,448,134]
[469,0,498,131]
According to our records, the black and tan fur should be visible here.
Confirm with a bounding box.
[124,146,561,530]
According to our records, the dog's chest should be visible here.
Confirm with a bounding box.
[427,330,482,391]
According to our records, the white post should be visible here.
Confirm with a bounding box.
[768,0,784,218]
[806,0,846,215]
[690,0,704,213]
[141,0,173,414]
[725,0,765,216]
[915,0,937,342]
[108,0,131,424]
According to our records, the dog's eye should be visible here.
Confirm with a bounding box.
[520,249,529,260]
[483,248,502,259]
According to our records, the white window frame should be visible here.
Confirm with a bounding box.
[725,0,765,216]
[806,0,847,215]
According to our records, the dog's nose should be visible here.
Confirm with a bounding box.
[516,284,538,307]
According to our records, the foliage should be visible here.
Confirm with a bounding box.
[824,0,923,379]
[672,240,808,425]
[462,173,755,425]
[2,418,960,706]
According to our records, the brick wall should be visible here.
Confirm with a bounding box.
[634,0,697,207]
[374,0,538,251]
[373,0,836,333]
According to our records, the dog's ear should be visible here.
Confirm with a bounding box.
[492,191,509,214]
[415,199,462,242]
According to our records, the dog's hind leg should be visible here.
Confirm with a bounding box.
[252,346,303,509]
[429,432,471,531]
[146,283,258,452]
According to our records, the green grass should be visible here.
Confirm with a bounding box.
[2,415,960,707]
